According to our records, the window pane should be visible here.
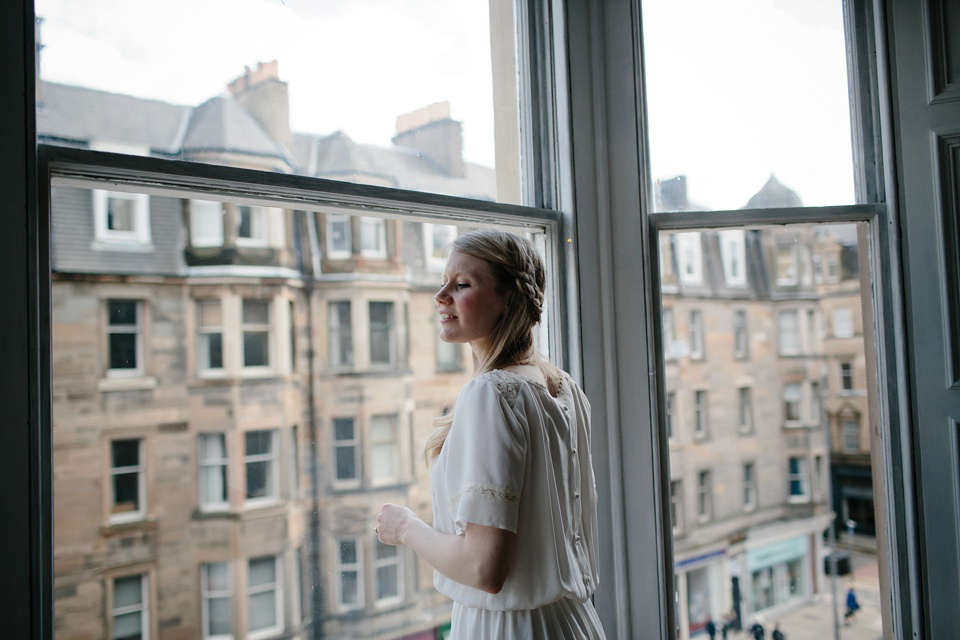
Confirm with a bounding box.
[37,0,525,204]
[643,0,855,211]
[51,178,547,638]
[659,223,880,637]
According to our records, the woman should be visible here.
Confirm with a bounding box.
[376,229,605,638]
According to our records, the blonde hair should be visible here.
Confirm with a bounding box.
[423,229,561,462]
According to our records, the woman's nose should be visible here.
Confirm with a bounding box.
[435,284,451,303]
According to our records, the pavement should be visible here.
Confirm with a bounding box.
[724,545,883,640]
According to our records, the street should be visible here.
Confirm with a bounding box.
[726,549,883,640]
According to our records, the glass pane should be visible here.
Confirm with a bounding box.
[51,178,549,638]
[113,576,142,608]
[249,557,276,587]
[208,597,232,635]
[243,332,269,367]
[243,300,270,324]
[112,612,142,640]
[108,300,137,326]
[249,590,277,631]
[112,440,140,468]
[642,0,855,211]
[659,222,882,638]
[36,0,526,204]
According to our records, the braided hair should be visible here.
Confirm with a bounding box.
[424,229,561,462]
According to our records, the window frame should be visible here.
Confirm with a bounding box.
[111,573,150,640]
[106,298,144,378]
[369,414,401,486]
[331,417,361,488]
[109,438,146,524]
[240,298,272,372]
[326,212,352,259]
[335,537,364,612]
[787,455,809,502]
[200,562,233,640]
[367,300,396,367]
[373,539,403,607]
[93,188,151,248]
[198,433,229,512]
[743,461,757,511]
[243,429,280,508]
[246,555,283,640]
[196,298,225,376]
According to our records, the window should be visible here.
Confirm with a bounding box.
[196,300,223,374]
[783,383,803,422]
[840,361,854,390]
[107,299,143,376]
[776,243,798,285]
[436,329,462,371]
[666,391,676,440]
[112,574,149,640]
[244,430,278,505]
[236,205,267,246]
[719,229,747,286]
[190,199,224,247]
[807,309,818,353]
[689,309,704,359]
[368,301,395,366]
[734,310,748,358]
[374,540,402,604]
[675,232,703,285]
[778,310,800,355]
[332,418,360,485]
[424,223,456,269]
[198,433,228,511]
[788,456,809,500]
[336,539,363,610]
[693,390,708,438]
[201,563,232,640]
[328,301,353,367]
[842,418,860,451]
[242,299,271,369]
[834,307,854,338]
[662,308,676,359]
[670,480,683,534]
[94,189,151,247]
[370,414,400,485]
[697,470,712,521]
[110,439,144,523]
[738,387,753,433]
[247,556,282,638]
[743,462,757,510]
[359,216,386,258]
[326,213,352,259]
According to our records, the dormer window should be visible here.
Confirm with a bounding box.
[189,199,224,247]
[236,206,268,246]
[360,217,386,258]
[93,189,151,248]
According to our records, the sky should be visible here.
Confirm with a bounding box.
[35,0,855,211]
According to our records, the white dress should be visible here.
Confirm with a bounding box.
[430,369,606,639]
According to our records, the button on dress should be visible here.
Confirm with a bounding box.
[430,369,605,639]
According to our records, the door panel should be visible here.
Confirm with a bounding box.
[887,0,960,635]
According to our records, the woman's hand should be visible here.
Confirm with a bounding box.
[376,503,420,546]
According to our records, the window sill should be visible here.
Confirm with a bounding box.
[788,495,810,504]
[100,516,158,536]
[90,239,155,253]
[98,376,157,392]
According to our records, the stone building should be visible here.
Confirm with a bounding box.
[42,62,483,640]
[657,176,863,638]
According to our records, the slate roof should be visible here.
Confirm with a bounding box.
[37,79,496,199]
[181,94,296,168]
[38,82,190,154]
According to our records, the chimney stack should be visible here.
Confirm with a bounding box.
[227,60,291,147]
[392,101,465,178]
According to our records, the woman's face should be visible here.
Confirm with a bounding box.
[435,249,507,358]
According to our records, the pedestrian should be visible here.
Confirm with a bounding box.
[772,623,786,640]
[705,617,717,640]
[845,586,860,623]
[720,610,736,639]
[376,230,605,638]
[749,619,765,640]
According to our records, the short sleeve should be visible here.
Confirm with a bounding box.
[442,375,528,535]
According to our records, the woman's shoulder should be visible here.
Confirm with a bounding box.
[466,369,526,408]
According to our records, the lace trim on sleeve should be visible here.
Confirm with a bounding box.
[448,481,521,515]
